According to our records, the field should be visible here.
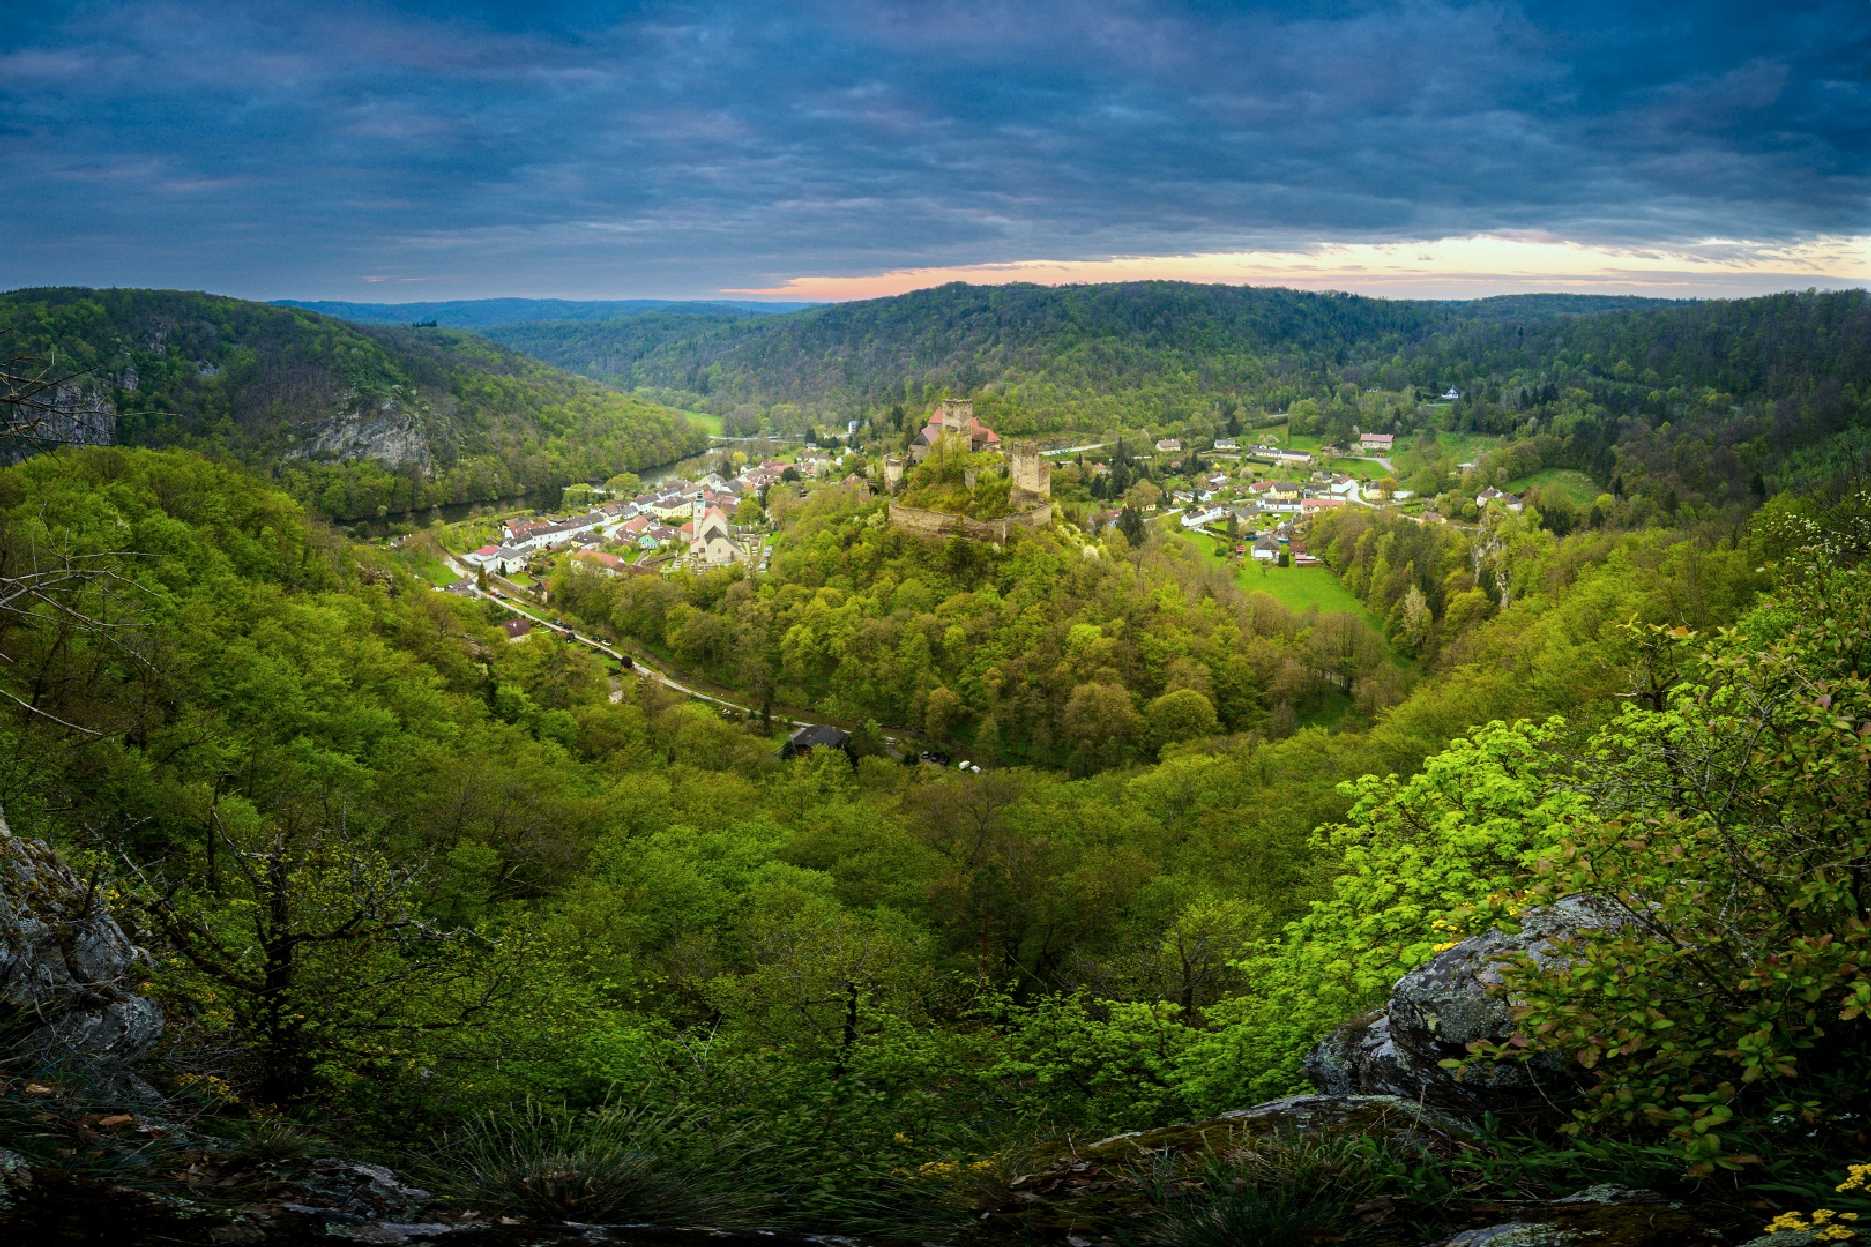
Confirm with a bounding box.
[685,410,724,436]
[1404,429,1506,464]
[1172,527,1380,626]
[1507,467,1600,505]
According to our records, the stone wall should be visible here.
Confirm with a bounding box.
[888,502,1051,543]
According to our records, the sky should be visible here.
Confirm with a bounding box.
[4,0,1867,302]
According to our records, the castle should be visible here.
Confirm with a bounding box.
[883,399,1052,542]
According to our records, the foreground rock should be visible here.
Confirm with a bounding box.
[1422,1186,1723,1246]
[973,1092,1472,1243]
[1307,896,1633,1119]
[0,806,164,1069]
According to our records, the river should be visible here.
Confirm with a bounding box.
[341,451,720,539]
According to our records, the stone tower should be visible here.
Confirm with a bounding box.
[1009,444,1051,505]
[935,398,974,432]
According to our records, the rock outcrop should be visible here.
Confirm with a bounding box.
[1307,896,1634,1118]
[287,392,433,473]
[0,806,163,1068]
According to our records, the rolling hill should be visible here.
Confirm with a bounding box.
[469,282,1682,433]
[0,288,710,520]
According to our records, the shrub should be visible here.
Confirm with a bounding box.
[431,1098,789,1227]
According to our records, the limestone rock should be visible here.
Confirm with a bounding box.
[1437,1224,1581,1247]
[287,392,433,473]
[1310,896,1634,1117]
[0,807,163,1066]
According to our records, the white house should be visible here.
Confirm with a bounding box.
[1441,387,1462,401]
[1477,486,1525,512]
[1251,536,1280,562]
[1180,507,1228,530]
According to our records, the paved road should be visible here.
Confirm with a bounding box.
[1042,442,1111,456]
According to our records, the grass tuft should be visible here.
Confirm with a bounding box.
[428,1098,790,1229]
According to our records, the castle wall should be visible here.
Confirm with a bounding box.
[888,502,1052,543]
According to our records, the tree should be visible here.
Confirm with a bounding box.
[924,686,965,743]
[1116,506,1147,549]
[1062,682,1140,772]
[1144,688,1220,757]
[133,813,507,1104]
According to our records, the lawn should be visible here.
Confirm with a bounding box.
[401,553,460,587]
[1507,467,1600,506]
[1257,424,1323,451]
[1325,456,1388,480]
[1173,528,1380,626]
[685,410,724,436]
[1404,429,1506,464]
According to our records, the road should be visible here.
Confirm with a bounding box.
[438,552,805,721]
[1042,442,1110,456]
[434,552,940,757]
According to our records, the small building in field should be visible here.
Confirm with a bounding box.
[1360,432,1395,451]
[1251,536,1280,562]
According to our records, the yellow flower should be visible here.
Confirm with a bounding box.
[1840,1162,1871,1193]
[893,1131,911,1145]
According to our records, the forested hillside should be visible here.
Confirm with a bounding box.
[0,288,709,519]
[4,444,1867,1243]
[487,283,1871,524]
[477,283,1675,431]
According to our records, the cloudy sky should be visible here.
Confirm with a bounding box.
[5,0,1867,301]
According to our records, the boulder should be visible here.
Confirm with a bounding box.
[1421,1188,1719,1247]
[0,807,163,1067]
[1310,896,1633,1117]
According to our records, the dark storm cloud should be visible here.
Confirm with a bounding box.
[3,0,1865,298]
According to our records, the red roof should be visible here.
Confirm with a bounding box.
[474,544,498,556]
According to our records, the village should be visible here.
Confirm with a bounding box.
[417,391,1535,610]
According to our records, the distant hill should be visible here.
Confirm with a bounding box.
[0,288,709,520]
[275,296,815,328]
[472,282,1683,433]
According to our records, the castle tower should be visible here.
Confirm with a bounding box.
[935,398,974,433]
[1009,444,1052,505]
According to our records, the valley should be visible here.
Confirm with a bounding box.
[2,282,1868,1247]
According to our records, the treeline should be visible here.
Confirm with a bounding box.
[480,282,1531,428]
[0,288,708,520]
